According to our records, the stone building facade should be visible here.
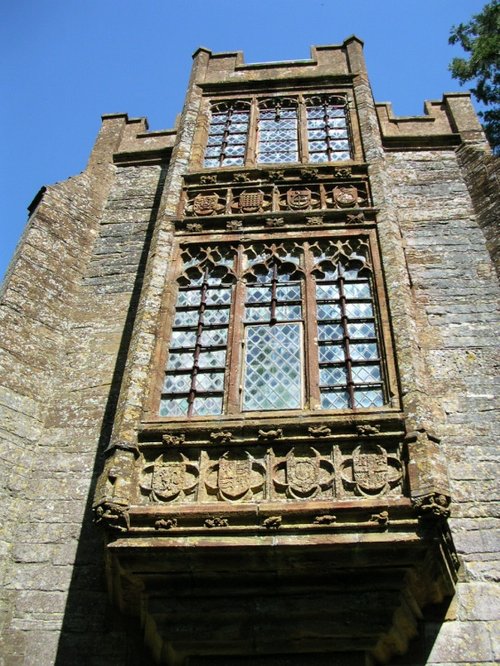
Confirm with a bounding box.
[0,38,498,665]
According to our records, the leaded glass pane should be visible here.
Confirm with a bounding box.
[259,152,297,163]
[344,282,371,299]
[203,308,230,325]
[321,390,349,410]
[351,365,381,383]
[196,371,225,392]
[170,330,197,348]
[192,396,223,416]
[276,285,300,300]
[350,343,379,360]
[198,350,226,368]
[204,158,219,168]
[316,284,340,300]
[320,366,347,386]
[243,323,302,411]
[319,344,345,363]
[354,389,384,408]
[310,153,329,163]
[206,288,232,305]
[318,323,344,341]
[221,157,245,166]
[159,397,189,417]
[246,286,272,303]
[177,290,202,306]
[164,373,191,393]
[245,306,269,322]
[348,322,376,339]
[317,303,342,320]
[200,328,228,347]
[174,310,200,327]
[346,302,374,319]
[167,351,194,370]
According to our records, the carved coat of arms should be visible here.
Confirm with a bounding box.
[286,188,312,210]
[352,444,388,492]
[205,452,266,502]
[332,186,359,208]
[218,457,253,501]
[237,190,269,213]
[340,444,403,497]
[191,192,224,216]
[141,454,199,502]
[273,448,334,500]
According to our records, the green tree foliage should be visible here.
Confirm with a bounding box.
[449,0,500,153]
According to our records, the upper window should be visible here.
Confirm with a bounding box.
[203,95,352,168]
[159,236,387,418]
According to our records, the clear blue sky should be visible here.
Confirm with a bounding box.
[0,0,487,281]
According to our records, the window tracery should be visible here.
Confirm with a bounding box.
[159,237,386,418]
[203,94,352,167]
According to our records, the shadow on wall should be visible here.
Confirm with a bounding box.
[54,163,169,666]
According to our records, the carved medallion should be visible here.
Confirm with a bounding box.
[218,457,253,500]
[332,186,359,208]
[273,448,334,500]
[238,190,266,213]
[340,444,403,496]
[191,192,224,216]
[287,453,319,494]
[141,454,199,503]
[205,452,266,502]
[287,188,312,210]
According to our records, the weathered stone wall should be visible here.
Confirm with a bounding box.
[0,116,167,662]
[385,149,499,665]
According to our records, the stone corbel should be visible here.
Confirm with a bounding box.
[93,447,139,532]
[406,430,451,518]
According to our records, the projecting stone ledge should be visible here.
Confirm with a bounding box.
[103,500,457,665]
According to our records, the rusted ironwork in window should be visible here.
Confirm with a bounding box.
[203,101,251,168]
[202,95,352,167]
[256,98,299,164]
[159,238,386,417]
[305,95,351,162]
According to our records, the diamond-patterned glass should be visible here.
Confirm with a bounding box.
[196,371,225,392]
[192,396,223,416]
[170,330,197,348]
[318,323,344,341]
[346,302,374,319]
[173,310,200,327]
[350,343,379,361]
[348,322,376,339]
[321,390,349,410]
[167,351,194,371]
[198,350,226,368]
[203,308,230,325]
[317,303,341,320]
[246,286,272,303]
[159,397,189,417]
[320,366,347,386]
[351,365,381,384]
[243,323,302,411]
[206,288,232,305]
[344,282,371,299]
[316,284,340,300]
[354,389,384,408]
[177,290,202,307]
[318,344,345,363]
[164,373,191,393]
[200,328,228,347]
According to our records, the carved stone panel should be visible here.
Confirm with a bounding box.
[137,440,405,506]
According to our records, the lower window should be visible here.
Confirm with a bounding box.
[159,236,388,417]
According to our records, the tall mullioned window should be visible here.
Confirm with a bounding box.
[203,95,352,167]
[159,237,386,418]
